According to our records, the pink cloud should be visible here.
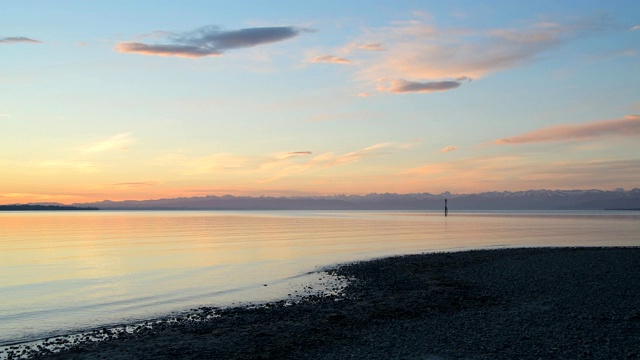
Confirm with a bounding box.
[356,16,605,89]
[357,43,386,51]
[439,146,459,153]
[496,115,640,144]
[309,54,352,64]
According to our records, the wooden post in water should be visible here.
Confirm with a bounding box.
[445,198,448,217]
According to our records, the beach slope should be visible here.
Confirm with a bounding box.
[25,247,640,359]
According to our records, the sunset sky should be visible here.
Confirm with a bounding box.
[2,1,639,204]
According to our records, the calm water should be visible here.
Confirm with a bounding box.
[1,210,638,345]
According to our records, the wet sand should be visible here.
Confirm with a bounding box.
[6,247,640,359]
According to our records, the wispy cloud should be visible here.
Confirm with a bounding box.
[378,79,462,93]
[343,42,387,52]
[354,15,606,94]
[85,133,133,153]
[162,143,411,184]
[309,54,352,64]
[258,151,314,172]
[402,155,640,192]
[110,181,163,187]
[0,36,42,44]
[182,153,253,174]
[496,115,640,144]
[357,43,386,51]
[630,25,640,31]
[261,143,408,183]
[311,143,397,167]
[439,146,459,153]
[160,150,310,176]
[278,151,313,158]
[116,25,311,58]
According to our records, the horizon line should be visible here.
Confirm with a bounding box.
[3,187,637,206]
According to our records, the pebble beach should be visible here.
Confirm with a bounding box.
[4,247,640,359]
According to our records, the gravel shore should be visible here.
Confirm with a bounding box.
[7,247,640,359]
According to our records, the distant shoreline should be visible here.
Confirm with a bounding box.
[0,204,99,211]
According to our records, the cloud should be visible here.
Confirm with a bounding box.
[496,115,640,144]
[184,153,253,174]
[379,79,462,93]
[261,143,408,183]
[343,42,387,52]
[309,54,352,64]
[312,143,395,167]
[402,154,640,192]
[116,43,218,57]
[116,25,310,58]
[162,150,313,176]
[631,25,640,31]
[0,36,42,44]
[285,151,312,156]
[358,43,386,51]
[529,159,640,188]
[439,146,459,153]
[85,133,133,153]
[356,16,606,91]
[110,181,163,187]
[272,151,313,161]
[163,142,412,183]
[257,151,314,172]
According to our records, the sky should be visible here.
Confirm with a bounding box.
[1,0,639,204]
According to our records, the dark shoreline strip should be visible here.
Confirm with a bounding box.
[5,247,640,360]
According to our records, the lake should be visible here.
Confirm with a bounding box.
[1,210,638,346]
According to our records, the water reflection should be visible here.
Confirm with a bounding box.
[0,210,638,344]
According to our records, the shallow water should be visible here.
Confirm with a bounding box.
[1,210,638,345]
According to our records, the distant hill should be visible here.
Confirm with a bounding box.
[0,204,99,211]
[71,188,640,211]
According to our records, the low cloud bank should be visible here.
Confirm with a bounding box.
[497,115,640,144]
